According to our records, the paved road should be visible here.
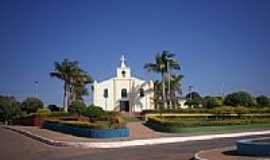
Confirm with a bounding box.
[0,127,269,160]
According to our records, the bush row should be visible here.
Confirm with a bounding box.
[147,116,270,128]
[44,117,126,130]
[143,106,270,115]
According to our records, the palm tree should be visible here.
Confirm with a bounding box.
[153,74,183,110]
[70,70,93,101]
[169,74,184,108]
[50,59,89,112]
[144,50,180,109]
[153,80,163,110]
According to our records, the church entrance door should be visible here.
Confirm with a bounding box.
[120,100,129,112]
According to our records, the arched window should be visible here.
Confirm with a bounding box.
[139,88,144,97]
[103,89,108,98]
[121,89,127,98]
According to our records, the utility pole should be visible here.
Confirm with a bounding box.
[221,82,225,98]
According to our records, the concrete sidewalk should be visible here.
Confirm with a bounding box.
[3,125,270,149]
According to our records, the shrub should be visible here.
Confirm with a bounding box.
[233,106,250,114]
[36,108,51,114]
[185,92,203,108]
[48,104,61,112]
[21,97,44,114]
[44,118,126,129]
[202,96,223,109]
[68,100,86,116]
[211,106,235,114]
[256,95,270,107]
[186,91,201,99]
[48,111,72,117]
[82,105,106,121]
[104,112,127,129]
[224,91,254,107]
[185,99,202,108]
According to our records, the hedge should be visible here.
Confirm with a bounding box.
[43,119,126,130]
[146,116,270,128]
[142,106,270,115]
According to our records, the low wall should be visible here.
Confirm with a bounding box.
[14,115,44,127]
[42,121,129,138]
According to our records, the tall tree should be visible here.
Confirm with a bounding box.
[144,50,180,109]
[70,69,93,101]
[169,74,184,108]
[152,80,163,110]
[0,96,22,124]
[50,59,92,112]
[21,97,43,114]
[185,91,202,108]
[224,91,254,107]
[256,95,270,107]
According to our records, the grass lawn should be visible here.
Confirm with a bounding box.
[145,123,270,134]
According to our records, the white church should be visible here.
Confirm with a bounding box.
[92,55,155,112]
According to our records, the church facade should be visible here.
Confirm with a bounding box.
[92,56,154,112]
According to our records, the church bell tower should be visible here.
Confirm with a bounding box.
[116,55,131,78]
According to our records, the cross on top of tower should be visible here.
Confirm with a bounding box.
[120,55,126,67]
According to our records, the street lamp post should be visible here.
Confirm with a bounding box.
[188,85,193,100]
[34,81,39,97]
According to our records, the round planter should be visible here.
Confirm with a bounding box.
[237,137,270,156]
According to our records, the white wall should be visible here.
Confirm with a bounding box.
[93,77,154,112]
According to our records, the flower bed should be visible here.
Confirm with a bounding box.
[42,120,129,138]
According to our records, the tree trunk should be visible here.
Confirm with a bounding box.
[63,82,70,112]
[161,72,167,109]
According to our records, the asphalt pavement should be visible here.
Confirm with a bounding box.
[0,127,269,160]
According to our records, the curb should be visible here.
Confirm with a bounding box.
[193,146,235,160]
[2,126,270,149]
[194,150,208,160]
[2,126,73,147]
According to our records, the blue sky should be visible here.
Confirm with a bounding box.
[0,0,269,105]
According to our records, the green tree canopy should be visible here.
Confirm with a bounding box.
[185,91,202,108]
[82,105,106,121]
[186,91,201,100]
[0,96,22,124]
[48,104,61,112]
[224,91,254,107]
[202,96,223,109]
[144,50,181,109]
[50,58,93,112]
[256,95,270,107]
[21,97,43,114]
[68,100,86,116]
